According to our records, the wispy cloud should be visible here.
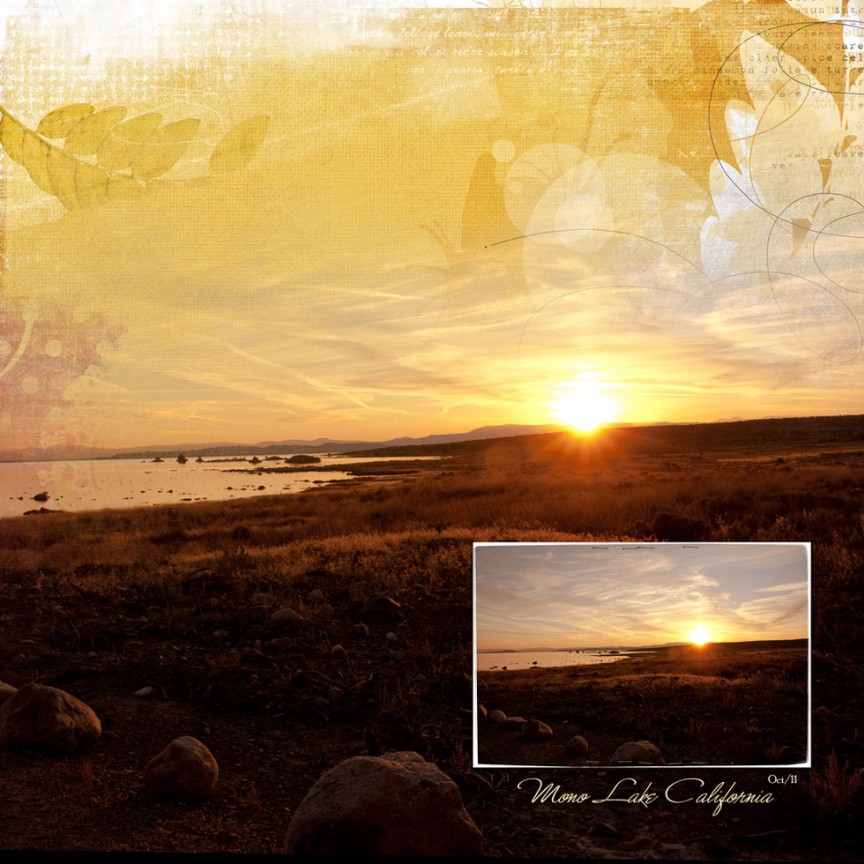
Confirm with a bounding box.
[476,544,808,649]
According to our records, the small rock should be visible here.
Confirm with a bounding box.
[305,589,324,604]
[520,719,553,740]
[330,644,347,658]
[327,687,343,703]
[610,740,666,765]
[211,629,229,639]
[564,735,589,756]
[270,607,305,625]
[353,623,370,638]
[489,710,507,723]
[133,686,155,698]
[0,683,101,753]
[0,681,17,707]
[385,632,398,643]
[144,736,218,800]
[283,752,482,855]
[477,703,488,719]
[250,592,271,606]
[501,716,528,728]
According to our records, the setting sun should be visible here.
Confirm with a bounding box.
[549,374,620,433]
[688,624,712,646]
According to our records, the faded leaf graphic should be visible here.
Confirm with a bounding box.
[36,103,95,139]
[64,106,129,155]
[0,105,268,211]
[209,116,269,175]
[0,108,138,210]
[97,112,164,170]
[131,118,202,179]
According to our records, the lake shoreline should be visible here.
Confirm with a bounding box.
[0,456,440,520]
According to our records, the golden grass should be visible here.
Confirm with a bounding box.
[0,446,861,645]
[806,752,863,823]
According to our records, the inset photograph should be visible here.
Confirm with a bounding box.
[474,542,809,768]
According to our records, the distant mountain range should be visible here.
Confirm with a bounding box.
[0,423,565,463]
[3,413,861,463]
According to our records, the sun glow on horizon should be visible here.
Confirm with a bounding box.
[688,624,712,646]
[549,373,621,433]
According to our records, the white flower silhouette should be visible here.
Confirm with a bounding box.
[701,24,864,361]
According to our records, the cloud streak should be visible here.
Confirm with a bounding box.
[476,543,809,649]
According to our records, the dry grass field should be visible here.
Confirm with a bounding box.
[477,641,809,767]
[1,416,863,857]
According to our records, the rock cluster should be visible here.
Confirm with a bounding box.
[0,679,222,803]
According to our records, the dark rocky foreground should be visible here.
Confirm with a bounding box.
[0,540,483,853]
[0,555,859,859]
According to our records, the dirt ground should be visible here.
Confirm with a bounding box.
[0,566,859,859]
[0,557,477,852]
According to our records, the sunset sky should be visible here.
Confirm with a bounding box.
[475,543,809,650]
[2,1,863,452]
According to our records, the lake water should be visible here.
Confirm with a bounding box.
[0,455,430,519]
[477,650,643,671]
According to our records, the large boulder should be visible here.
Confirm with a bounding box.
[610,740,666,765]
[0,682,101,753]
[283,752,483,856]
[144,736,219,800]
